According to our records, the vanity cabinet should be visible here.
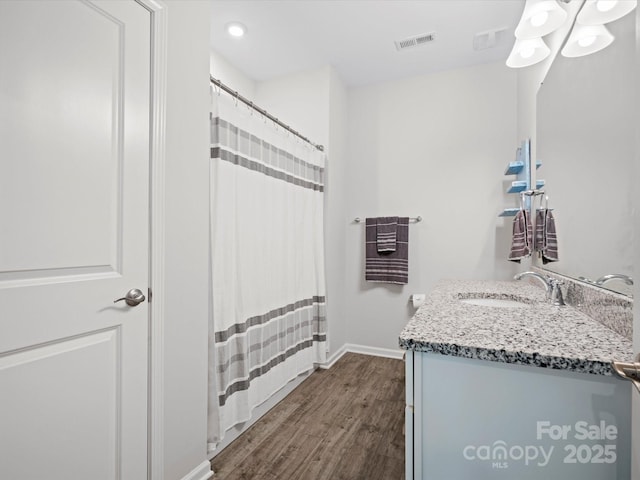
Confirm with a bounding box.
[405,351,630,480]
[399,279,634,480]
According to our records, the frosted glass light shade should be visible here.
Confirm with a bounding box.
[561,23,614,57]
[226,22,247,37]
[577,0,637,25]
[515,0,568,39]
[506,37,551,68]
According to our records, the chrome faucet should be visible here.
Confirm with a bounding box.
[513,271,565,306]
[595,274,634,286]
[513,271,552,296]
[548,278,566,306]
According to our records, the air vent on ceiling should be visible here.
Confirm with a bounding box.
[473,28,508,51]
[394,32,436,51]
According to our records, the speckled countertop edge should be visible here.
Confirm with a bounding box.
[398,279,634,376]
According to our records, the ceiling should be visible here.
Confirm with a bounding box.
[210,0,526,87]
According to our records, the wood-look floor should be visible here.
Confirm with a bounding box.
[211,352,405,480]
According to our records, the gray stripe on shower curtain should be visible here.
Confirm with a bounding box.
[215,297,327,406]
[211,117,324,190]
[218,339,315,406]
[214,297,327,407]
[215,296,326,342]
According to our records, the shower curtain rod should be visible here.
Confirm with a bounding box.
[210,76,325,152]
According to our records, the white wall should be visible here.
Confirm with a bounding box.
[325,68,350,355]
[210,50,256,98]
[344,62,517,351]
[163,2,211,479]
[254,66,331,146]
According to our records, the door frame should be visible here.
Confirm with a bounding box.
[633,4,640,478]
[133,1,168,478]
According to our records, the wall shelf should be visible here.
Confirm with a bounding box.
[499,208,520,217]
[504,161,524,175]
[500,139,540,217]
[506,181,528,193]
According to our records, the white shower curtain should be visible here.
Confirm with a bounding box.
[207,93,327,449]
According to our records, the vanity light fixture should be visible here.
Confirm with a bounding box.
[560,0,636,57]
[226,22,247,38]
[506,37,552,67]
[506,0,566,68]
[514,0,568,38]
[577,0,638,25]
[561,23,614,57]
[507,0,636,67]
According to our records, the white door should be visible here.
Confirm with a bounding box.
[0,1,151,479]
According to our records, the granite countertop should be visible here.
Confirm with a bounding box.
[398,279,634,375]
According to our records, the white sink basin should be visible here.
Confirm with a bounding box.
[460,297,529,308]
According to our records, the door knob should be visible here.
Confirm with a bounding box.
[114,288,146,307]
[611,353,640,393]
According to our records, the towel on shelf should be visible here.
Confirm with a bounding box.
[535,209,559,264]
[508,209,533,262]
[376,216,398,253]
[365,217,409,284]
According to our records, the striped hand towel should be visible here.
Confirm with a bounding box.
[534,209,545,252]
[508,209,533,263]
[535,209,559,264]
[376,216,398,253]
[365,217,409,284]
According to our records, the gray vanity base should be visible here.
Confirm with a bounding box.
[405,351,630,479]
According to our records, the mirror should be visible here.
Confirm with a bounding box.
[536,11,635,296]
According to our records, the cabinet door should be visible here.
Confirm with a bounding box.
[415,353,630,479]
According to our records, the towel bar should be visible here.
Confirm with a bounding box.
[353,216,422,223]
[521,189,545,196]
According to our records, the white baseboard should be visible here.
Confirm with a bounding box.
[317,344,348,369]
[344,343,405,360]
[317,342,405,369]
[180,460,213,480]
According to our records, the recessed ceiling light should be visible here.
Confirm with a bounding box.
[226,22,246,38]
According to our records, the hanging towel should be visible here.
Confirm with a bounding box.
[534,209,545,253]
[376,216,398,253]
[508,209,533,262]
[365,217,409,284]
[535,209,559,264]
